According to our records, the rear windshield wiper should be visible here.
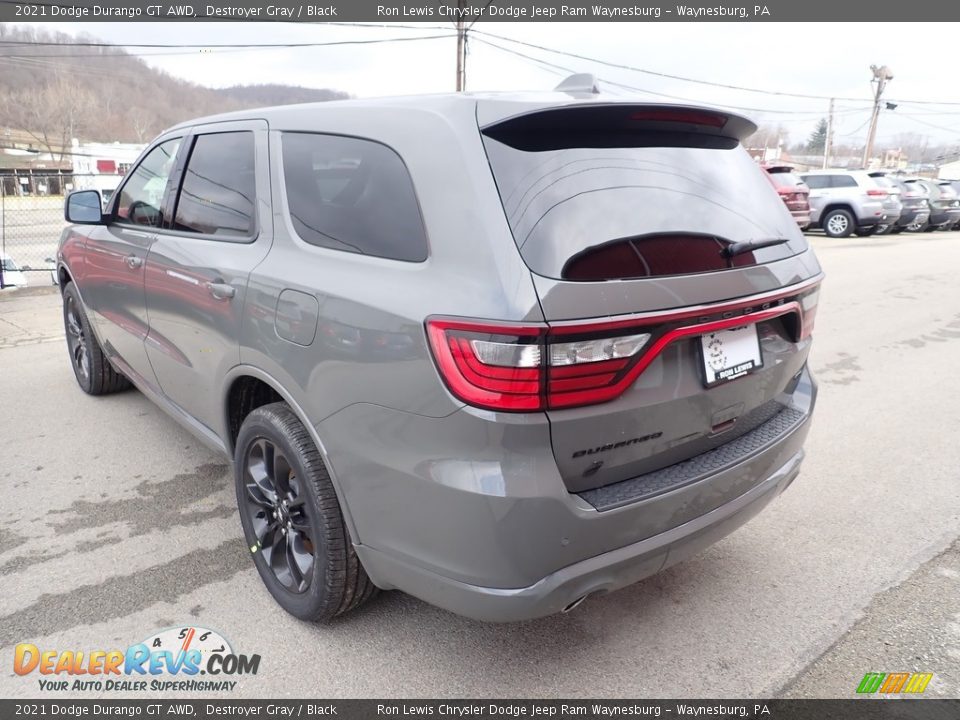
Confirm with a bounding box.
[722,237,791,258]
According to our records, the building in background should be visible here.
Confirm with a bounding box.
[68,139,145,201]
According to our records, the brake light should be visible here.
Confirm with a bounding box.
[629,109,727,128]
[866,188,887,197]
[797,285,818,340]
[428,281,820,412]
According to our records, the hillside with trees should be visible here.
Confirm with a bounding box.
[0,23,348,158]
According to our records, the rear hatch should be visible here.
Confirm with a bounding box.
[480,103,821,493]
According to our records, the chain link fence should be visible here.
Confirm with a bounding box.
[0,172,123,289]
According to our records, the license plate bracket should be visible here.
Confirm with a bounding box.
[699,324,763,387]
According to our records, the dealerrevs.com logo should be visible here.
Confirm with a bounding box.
[14,626,260,692]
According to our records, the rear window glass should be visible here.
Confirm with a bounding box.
[280,133,428,263]
[482,129,806,281]
[767,171,806,189]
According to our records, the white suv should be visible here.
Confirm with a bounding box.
[800,170,892,238]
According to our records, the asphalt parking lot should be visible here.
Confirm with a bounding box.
[1,231,958,699]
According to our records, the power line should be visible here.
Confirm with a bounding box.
[0,33,457,58]
[472,28,960,109]
[471,29,873,104]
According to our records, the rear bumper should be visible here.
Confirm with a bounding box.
[357,444,806,621]
[897,208,929,227]
[334,365,816,621]
[790,209,811,227]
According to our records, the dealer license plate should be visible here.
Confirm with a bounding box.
[700,324,763,387]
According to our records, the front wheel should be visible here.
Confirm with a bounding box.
[822,209,855,238]
[62,282,131,395]
[234,402,378,622]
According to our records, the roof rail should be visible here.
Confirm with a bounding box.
[554,73,601,96]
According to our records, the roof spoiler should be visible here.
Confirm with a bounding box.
[481,103,757,151]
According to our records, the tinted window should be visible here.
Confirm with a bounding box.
[173,132,256,237]
[116,138,181,227]
[483,134,806,280]
[832,175,857,188]
[281,133,427,262]
[802,175,830,189]
[768,171,806,189]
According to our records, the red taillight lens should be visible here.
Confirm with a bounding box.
[426,281,820,412]
[799,286,820,340]
[425,320,544,411]
[866,188,887,197]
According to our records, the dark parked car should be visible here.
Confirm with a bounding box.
[763,165,811,230]
[903,178,960,231]
[55,87,822,622]
[879,176,930,234]
[867,172,910,235]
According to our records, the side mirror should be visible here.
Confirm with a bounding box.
[65,190,105,224]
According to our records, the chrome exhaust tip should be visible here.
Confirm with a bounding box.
[562,595,588,613]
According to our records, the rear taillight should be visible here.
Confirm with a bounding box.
[426,319,651,412]
[799,286,819,340]
[425,320,544,411]
[427,280,820,412]
[866,188,887,197]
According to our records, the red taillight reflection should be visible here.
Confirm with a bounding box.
[629,109,727,128]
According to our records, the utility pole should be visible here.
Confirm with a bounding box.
[862,64,894,169]
[455,0,467,92]
[823,98,834,169]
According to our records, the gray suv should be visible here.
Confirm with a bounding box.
[800,170,893,237]
[57,89,822,622]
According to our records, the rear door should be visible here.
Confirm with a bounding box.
[82,137,183,387]
[143,120,272,438]
[800,173,831,222]
[480,104,821,493]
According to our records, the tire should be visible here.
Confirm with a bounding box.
[875,223,895,236]
[906,221,927,232]
[822,209,855,238]
[854,227,878,237]
[889,226,904,235]
[62,282,131,395]
[234,402,378,622]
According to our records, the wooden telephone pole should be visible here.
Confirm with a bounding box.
[823,98,834,169]
[455,0,467,91]
[862,65,893,168]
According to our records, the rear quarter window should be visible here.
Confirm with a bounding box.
[280,133,428,263]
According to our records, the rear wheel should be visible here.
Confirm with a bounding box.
[854,226,878,237]
[875,223,895,236]
[822,209,855,238]
[234,402,378,622]
[62,282,131,395]
[889,226,904,234]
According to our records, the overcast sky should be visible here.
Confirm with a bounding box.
[17,21,960,147]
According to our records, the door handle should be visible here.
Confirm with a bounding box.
[125,255,143,270]
[206,281,236,300]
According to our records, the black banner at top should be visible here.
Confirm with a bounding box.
[0,0,957,22]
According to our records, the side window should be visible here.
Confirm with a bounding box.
[280,133,428,262]
[116,138,181,227]
[173,131,256,237]
[832,175,857,188]
[801,175,829,190]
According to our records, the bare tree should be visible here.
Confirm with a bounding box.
[745,123,791,151]
[8,74,97,163]
[129,107,153,143]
